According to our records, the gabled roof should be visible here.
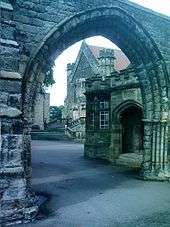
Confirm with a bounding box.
[70,41,99,82]
[114,49,130,72]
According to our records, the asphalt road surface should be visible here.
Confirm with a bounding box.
[16,140,170,227]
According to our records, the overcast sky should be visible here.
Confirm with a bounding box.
[47,0,170,106]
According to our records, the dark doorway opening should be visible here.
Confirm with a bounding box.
[120,107,143,154]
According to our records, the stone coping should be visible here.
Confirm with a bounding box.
[0,105,21,117]
[0,70,22,79]
[0,38,18,47]
[0,1,13,11]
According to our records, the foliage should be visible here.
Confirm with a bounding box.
[43,62,55,87]
[50,105,64,121]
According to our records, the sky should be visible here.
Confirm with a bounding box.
[47,0,170,106]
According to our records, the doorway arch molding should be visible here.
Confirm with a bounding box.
[110,100,143,160]
[112,99,143,123]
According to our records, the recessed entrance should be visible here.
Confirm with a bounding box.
[120,106,143,154]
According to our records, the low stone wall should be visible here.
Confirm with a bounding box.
[31,131,71,141]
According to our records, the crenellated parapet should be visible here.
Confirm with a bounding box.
[86,76,110,94]
[86,66,139,95]
[111,66,139,88]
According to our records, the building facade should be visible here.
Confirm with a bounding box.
[32,88,50,130]
[84,66,144,166]
[64,41,130,140]
[65,41,167,167]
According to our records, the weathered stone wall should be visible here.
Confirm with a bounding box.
[11,1,170,62]
[44,93,50,124]
[85,66,143,162]
[64,43,95,121]
[33,91,50,130]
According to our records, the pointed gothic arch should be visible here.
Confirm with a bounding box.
[1,1,169,223]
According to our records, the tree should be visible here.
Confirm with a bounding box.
[43,62,55,87]
[50,106,64,121]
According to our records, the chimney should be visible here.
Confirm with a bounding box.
[98,49,116,78]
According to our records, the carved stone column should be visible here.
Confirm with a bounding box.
[141,119,170,180]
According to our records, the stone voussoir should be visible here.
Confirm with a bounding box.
[0,1,13,11]
[0,38,18,47]
[0,105,22,117]
[0,70,22,80]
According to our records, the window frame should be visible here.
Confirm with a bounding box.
[100,111,109,129]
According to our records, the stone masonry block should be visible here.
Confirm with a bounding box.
[0,79,21,93]
[0,135,23,168]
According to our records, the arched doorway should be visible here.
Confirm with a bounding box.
[121,106,143,155]
[112,100,144,167]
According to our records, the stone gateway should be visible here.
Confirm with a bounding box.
[0,0,170,224]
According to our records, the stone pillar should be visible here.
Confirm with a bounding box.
[0,2,38,223]
[110,121,122,161]
[0,74,23,219]
[0,72,38,224]
[141,119,170,180]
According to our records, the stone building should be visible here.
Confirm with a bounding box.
[85,65,143,167]
[32,88,50,130]
[64,41,130,140]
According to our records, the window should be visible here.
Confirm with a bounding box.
[100,101,109,109]
[100,111,109,129]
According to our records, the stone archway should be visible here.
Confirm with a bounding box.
[23,7,169,179]
[0,2,169,224]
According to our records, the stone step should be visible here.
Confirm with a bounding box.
[46,128,65,133]
[116,153,143,168]
[31,131,72,141]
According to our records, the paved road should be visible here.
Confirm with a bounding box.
[18,140,170,227]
